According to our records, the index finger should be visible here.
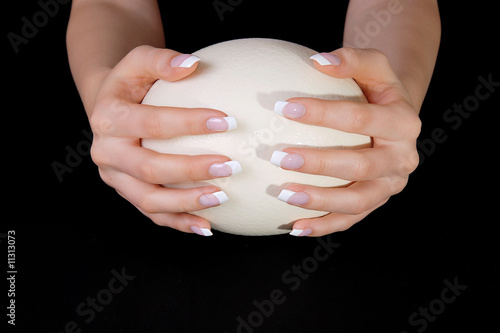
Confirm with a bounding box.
[278,97,420,141]
[90,100,235,139]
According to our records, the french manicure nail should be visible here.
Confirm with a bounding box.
[190,225,213,236]
[277,189,310,205]
[170,54,201,68]
[310,53,341,66]
[199,190,229,207]
[206,117,237,131]
[270,151,304,169]
[209,161,242,177]
[289,228,313,237]
[274,101,306,118]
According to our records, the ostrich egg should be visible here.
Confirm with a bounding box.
[141,38,371,236]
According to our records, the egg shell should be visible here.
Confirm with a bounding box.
[142,38,371,236]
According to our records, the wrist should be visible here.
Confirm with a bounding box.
[76,66,112,116]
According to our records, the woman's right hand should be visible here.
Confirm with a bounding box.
[88,46,239,236]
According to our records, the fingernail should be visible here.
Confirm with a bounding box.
[206,117,237,131]
[277,189,310,205]
[270,151,304,169]
[190,225,213,236]
[274,101,306,118]
[170,54,201,68]
[310,53,341,66]
[289,228,313,237]
[209,161,242,177]
[198,190,229,207]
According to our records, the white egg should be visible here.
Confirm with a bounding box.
[142,38,371,236]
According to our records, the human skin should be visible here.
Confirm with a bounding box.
[66,0,440,236]
[279,0,441,236]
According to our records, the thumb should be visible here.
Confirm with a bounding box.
[310,47,406,103]
[112,45,200,83]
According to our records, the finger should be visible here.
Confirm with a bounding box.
[272,146,398,181]
[113,45,200,85]
[92,138,239,184]
[310,48,409,104]
[137,207,212,235]
[279,178,403,215]
[104,168,225,214]
[290,200,386,237]
[91,101,235,139]
[97,46,200,107]
[102,169,214,235]
[278,98,420,141]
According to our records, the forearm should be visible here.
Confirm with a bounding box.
[66,0,164,113]
[344,0,441,111]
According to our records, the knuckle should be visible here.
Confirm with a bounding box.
[90,102,115,135]
[335,220,355,232]
[338,47,360,71]
[371,48,390,65]
[126,45,152,62]
[349,192,370,215]
[129,45,171,79]
[339,47,359,62]
[147,214,169,227]
[186,157,204,181]
[185,114,202,134]
[137,160,159,184]
[311,155,329,176]
[311,101,327,125]
[143,109,164,138]
[90,144,106,167]
[352,155,372,180]
[97,167,113,187]
[389,176,409,196]
[109,98,132,120]
[395,144,420,176]
[404,149,420,174]
[408,114,423,139]
[348,106,370,132]
[137,193,159,214]
[397,102,422,140]
[177,200,196,214]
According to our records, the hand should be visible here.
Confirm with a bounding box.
[88,46,238,236]
[274,48,421,237]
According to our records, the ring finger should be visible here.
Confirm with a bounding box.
[278,177,402,215]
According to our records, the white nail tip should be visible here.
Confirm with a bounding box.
[270,150,287,167]
[274,101,288,116]
[224,116,238,131]
[224,161,242,175]
[289,229,304,236]
[310,54,331,66]
[179,55,201,68]
[200,228,213,236]
[212,190,229,204]
[277,189,295,203]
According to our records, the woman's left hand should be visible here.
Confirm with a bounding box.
[273,47,422,237]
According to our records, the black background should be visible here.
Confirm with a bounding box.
[3,1,499,332]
